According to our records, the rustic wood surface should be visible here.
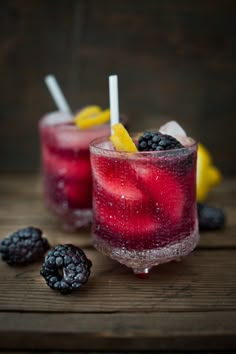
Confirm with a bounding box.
[0,175,235,352]
[0,0,235,174]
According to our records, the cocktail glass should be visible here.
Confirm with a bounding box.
[90,136,199,275]
[39,111,110,230]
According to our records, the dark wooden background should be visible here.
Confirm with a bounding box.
[0,0,235,174]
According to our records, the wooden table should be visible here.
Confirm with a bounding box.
[0,175,235,352]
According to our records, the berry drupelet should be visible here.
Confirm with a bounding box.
[138,131,183,152]
[40,244,92,294]
[197,203,225,231]
[0,227,50,265]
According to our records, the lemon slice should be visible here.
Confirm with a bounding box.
[110,123,138,152]
[197,143,222,202]
[76,109,110,129]
[74,106,102,125]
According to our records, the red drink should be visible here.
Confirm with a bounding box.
[90,137,199,274]
[39,112,110,230]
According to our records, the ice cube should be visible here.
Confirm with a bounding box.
[159,120,186,138]
[159,120,195,146]
[43,111,72,126]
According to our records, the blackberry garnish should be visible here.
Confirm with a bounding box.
[197,203,225,231]
[40,244,92,294]
[0,227,50,265]
[138,131,183,151]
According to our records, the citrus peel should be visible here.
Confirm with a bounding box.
[74,106,110,129]
[197,143,222,202]
[110,123,138,152]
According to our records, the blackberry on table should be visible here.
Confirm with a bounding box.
[197,203,226,231]
[40,244,92,294]
[138,131,183,152]
[0,227,50,265]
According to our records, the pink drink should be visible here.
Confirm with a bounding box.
[39,112,110,230]
[90,137,199,274]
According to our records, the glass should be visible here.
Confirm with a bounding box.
[90,136,199,275]
[39,112,110,231]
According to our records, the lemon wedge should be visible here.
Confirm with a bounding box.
[74,106,101,123]
[197,143,222,202]
[110,123,138,152]
[74,106,110,129]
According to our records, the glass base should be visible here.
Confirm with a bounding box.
[61,209,92,231]
[93,224,199,273]
[46,201,92,231]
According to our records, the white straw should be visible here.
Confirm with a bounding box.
[44,75,72,114]
[109,75,120,130]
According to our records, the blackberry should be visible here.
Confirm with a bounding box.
[197,203,226,231]
[40,244,92,294]
[0,227,50,265]
[138,131,183,151]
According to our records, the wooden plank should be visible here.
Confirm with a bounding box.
[0,174,42,196]
[0,312,235,351]
[0,225,235,250]
[0,249,235,313]
[0,175,235,351]
[207,179,236,207]
[0,225,91,249]
[1,175,235,200]
[0,215,235,249]
[0,175,235,249]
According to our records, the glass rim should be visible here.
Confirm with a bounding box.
[39,112,126,131]
[39,112,110,132]
[90,134,197,156]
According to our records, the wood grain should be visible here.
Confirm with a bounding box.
[0,174,235,351]
[0,249,235,313]
[0,312,235,351]
[0,175,235,249]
